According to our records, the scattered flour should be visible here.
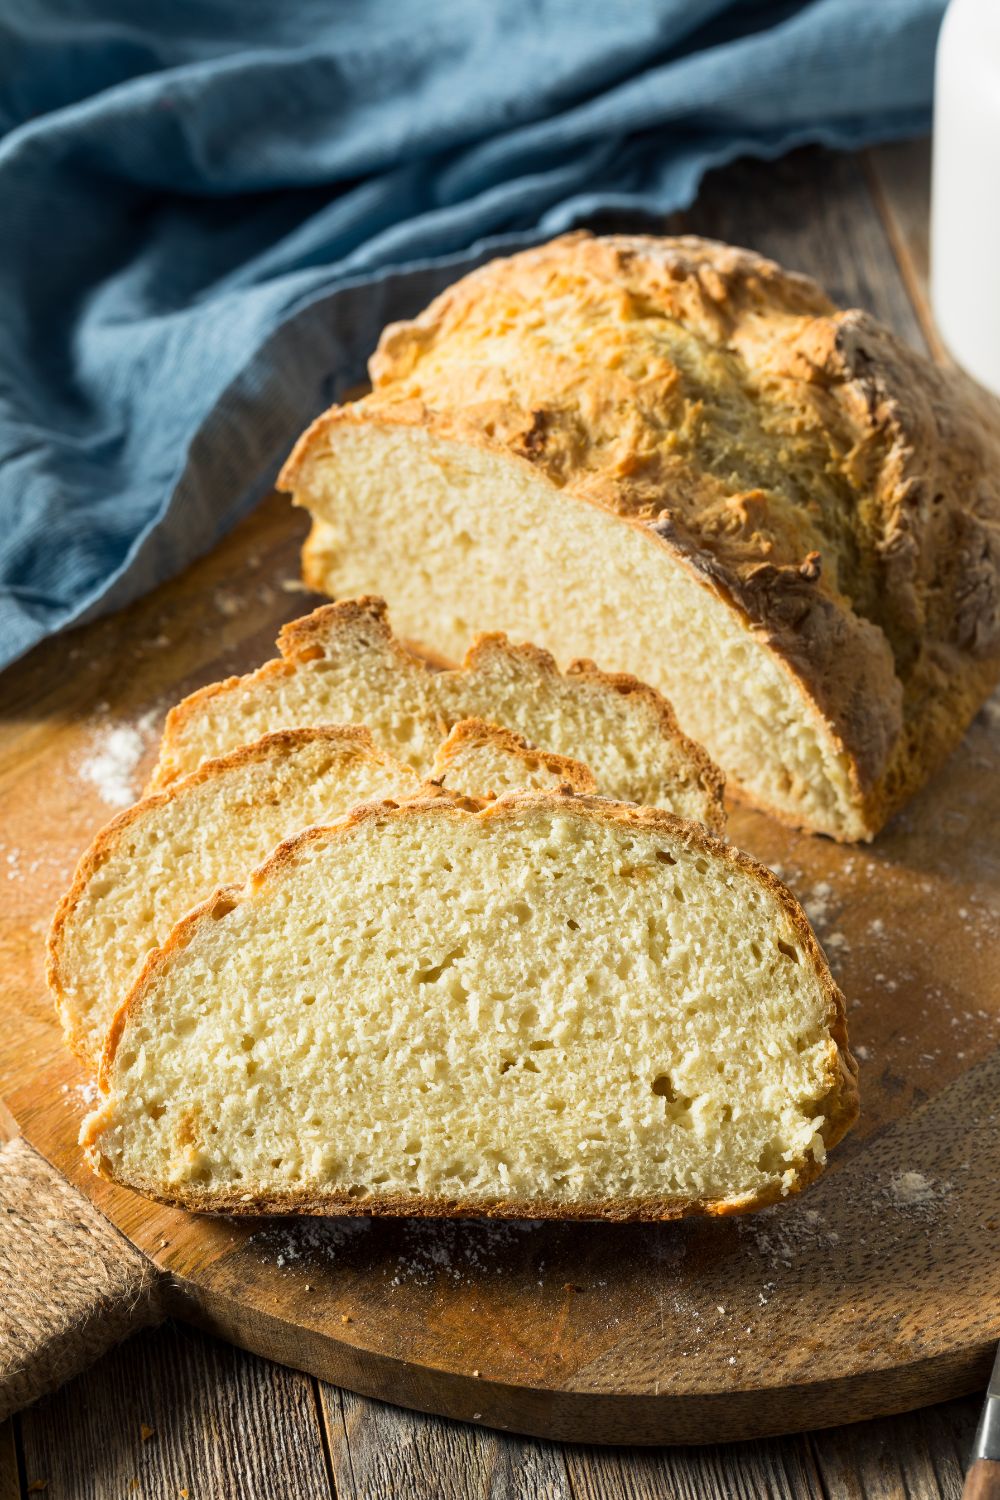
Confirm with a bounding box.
[61,1080,101,1107]
[253,1217,374,1270]
[251,1215,549,1286]
[77,710,159,808]
[740,1205,841,1271]
[214,588,242,616]
[802,880,834,927]
[886,1171,944,1209]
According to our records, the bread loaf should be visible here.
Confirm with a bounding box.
[150,596,724,830]
[82,794,858,1219]
[280,233,1000,841]
[50,720,595,1067]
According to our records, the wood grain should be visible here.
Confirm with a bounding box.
[563,1433,825,1500]
[2,141,997,1460]
[12,1324,979,1500]
[321,1386,571,1500]
[810,1393,981,1500]
[0,1424,21,1500]
[16,1323,332,1500]
[866,139,945,360]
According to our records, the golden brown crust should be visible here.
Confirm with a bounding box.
[87,792,857,1219]
[81,1173,793,1222]
[280,232,1000,838]
[151,596,726,833]
[48,724,406,1063]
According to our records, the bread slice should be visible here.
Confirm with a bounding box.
[82,794,858,1219]
[50,719,595,1068]
[150,596,724,830]
[280,232,1000,841]
[429,717,595,798]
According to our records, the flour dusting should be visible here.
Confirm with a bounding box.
[77,710,159,808]
[740,1205,841,1270]
[887,1170,944,1209]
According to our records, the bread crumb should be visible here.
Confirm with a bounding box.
[214,588,241,616]
[341,1313,351,1324]
[27,1483,47,1493]
[140,1423,155,1441]
[887,1170,940,1208]
[472,1368,480,1378]
[802,881,834,926]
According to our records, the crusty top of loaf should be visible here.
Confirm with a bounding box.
[297,232,1000,792]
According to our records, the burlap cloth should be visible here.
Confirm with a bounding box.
[0,1137,164,1418]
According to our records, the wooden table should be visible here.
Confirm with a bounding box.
[3,138,990,1499]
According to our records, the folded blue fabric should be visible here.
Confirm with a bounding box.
[0,0,944,670]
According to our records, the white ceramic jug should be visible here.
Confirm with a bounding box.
[931,0,1000,394]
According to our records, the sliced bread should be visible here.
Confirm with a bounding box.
[430,717,595,798]
[51,719,592,1067]
[281,232,1000,841]
[82,794,858,1219]
[150,596,724,830]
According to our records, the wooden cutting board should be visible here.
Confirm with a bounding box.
[1,490,998,1445]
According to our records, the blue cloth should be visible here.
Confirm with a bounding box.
[0,0,945,670]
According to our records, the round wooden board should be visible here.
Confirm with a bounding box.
[2,496,998,1445]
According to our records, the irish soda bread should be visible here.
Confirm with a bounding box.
[50,721,594,1067]
[150,596,724,830]
[82,795,858,1219]
[281,233,1000,841]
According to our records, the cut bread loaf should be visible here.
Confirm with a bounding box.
[82,794,858,1219]
[150,596,724,831]
[281,232,1000,841]
[50,720,593,1068]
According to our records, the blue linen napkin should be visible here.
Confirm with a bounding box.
[0,0,945,670]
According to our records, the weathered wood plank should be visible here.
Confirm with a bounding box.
[563,1433,823,1500]
[319,1385,571,1500]
[809,1392,981,1500]
[865,139,945,360]
[17,1323,333,1500]
[0,1421,21,1500]
[679,145,930,353]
